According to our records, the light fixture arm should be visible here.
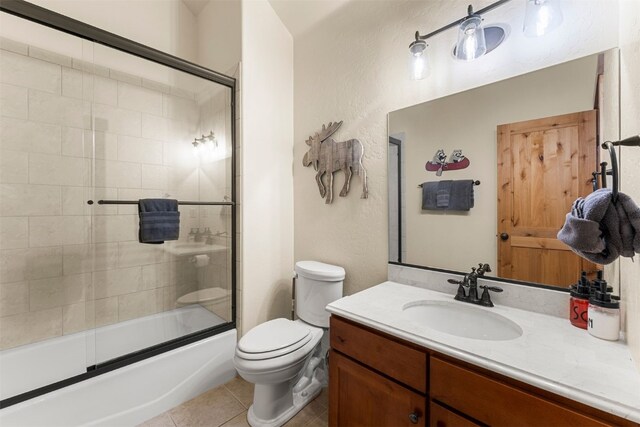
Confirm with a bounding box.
[414,0,512,41]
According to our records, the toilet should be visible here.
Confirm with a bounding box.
[234,261,345,427]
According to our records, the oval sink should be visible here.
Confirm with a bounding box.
[402,300,523,341]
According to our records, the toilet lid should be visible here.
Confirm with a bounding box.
[238,318,311,354]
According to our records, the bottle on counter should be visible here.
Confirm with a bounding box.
[569,271,590,330]
[587,279,620,341]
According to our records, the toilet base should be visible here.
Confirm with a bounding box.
[246,377,323,427]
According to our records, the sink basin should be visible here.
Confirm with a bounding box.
[402,300,523,341]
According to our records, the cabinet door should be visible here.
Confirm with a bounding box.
[329,350,426,427]
[430,402,480,427]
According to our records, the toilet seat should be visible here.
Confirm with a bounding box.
[237,319,314,361]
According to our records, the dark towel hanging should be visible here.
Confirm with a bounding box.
[138,199,180,244]
[422,180,474,211]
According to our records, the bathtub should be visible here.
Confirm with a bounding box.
[0,305,237,426]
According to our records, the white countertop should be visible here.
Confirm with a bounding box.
[326,281,640,423]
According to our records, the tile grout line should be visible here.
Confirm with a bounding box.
[223,383,250,410]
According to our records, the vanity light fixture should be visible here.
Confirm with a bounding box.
[192,130,218,161]
[409,0,510,79]
[523,0,563,37]
[409,38,428,80]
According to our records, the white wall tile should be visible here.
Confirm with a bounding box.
[141,164,168,189]
[93,76,118,106]
[0,150,28,183]
[0,50,61,94]
[93,267,142,299]
[0,37,28,55]
[0,217,28,249]
[94,159,141,188]
[92,187,119,215]
[0,83,27,119]
[28,46,72,68]
[0,117,61,154]
[109,69,141,86]
[63,242,118,275]
[25,246,63,280]
[118,289,160,321]
[0,307,62,350]
[62,301,90,335]
[162,94,198,123]
[118,82,162,115]
[29,153,88,186]
[29,273,91,311]
[0,281,29,317]
[92,214,136,243]
[28,90,90,128]
[29,216,90,247]
[61,127,118,160]
[117,242,165,268]
[117,135,163,164]
[93,103,141,137]
[141,114,169,141]
[0,249,26,284]
[93,297,118,327]
[0,184,61,216]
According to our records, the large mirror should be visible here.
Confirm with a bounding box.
[388,49,620,291]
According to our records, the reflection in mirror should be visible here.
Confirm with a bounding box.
[388,50,620,292]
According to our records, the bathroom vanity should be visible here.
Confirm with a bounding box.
[326,282,640,427]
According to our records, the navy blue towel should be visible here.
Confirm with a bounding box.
[138,199,180,244]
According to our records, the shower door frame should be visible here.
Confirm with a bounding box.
[0,0,238,408]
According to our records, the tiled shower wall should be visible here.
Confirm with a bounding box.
[0,37,234,350]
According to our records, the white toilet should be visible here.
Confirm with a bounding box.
[234,261,345,427]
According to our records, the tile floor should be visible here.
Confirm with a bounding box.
[138,376,328,427]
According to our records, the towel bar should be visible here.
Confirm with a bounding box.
[418,180,480,188]
[87,200,235,206]
[601,134,640,203]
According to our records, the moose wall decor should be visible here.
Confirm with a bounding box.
[302,121,368,204]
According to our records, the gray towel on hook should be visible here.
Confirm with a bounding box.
[557,188,640,264]
[138,199,180,244]
[422,180,474,211]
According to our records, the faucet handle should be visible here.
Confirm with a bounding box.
[477,263,491,275]
[448,278,468,287]
[479,285,502,307]
[480,285,502,293]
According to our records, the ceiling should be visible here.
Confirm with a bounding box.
[268,0,351,37]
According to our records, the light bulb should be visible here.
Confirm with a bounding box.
[523,0,563,37]
[409,40,428,80]
[455,15,487,61]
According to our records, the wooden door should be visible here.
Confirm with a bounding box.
[329,350,426,427]
[497,111,598,287]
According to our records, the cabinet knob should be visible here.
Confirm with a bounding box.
[408,412,419,424]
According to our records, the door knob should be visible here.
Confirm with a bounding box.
[408,412,420,424]
[500,233,509,241]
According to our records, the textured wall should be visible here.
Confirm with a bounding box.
[293,0,619,296]
[619,0,640,370]
[240,0,294,335]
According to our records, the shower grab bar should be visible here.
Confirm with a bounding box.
[87,200,235,206]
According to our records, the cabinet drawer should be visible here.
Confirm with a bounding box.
[430,357,610,427]
[329,350,426,427]
[330,316,427,393]
[430,402,480,427]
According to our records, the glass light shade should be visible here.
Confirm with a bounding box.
[409,40,428,80]
[523,0,563,37]
[455,15,487,61]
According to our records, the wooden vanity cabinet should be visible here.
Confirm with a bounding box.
[329,315,637,427]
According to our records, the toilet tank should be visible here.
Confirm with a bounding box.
[294,261,345,328]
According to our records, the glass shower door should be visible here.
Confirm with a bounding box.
[0,12,96,402]
[89,43,234,367]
